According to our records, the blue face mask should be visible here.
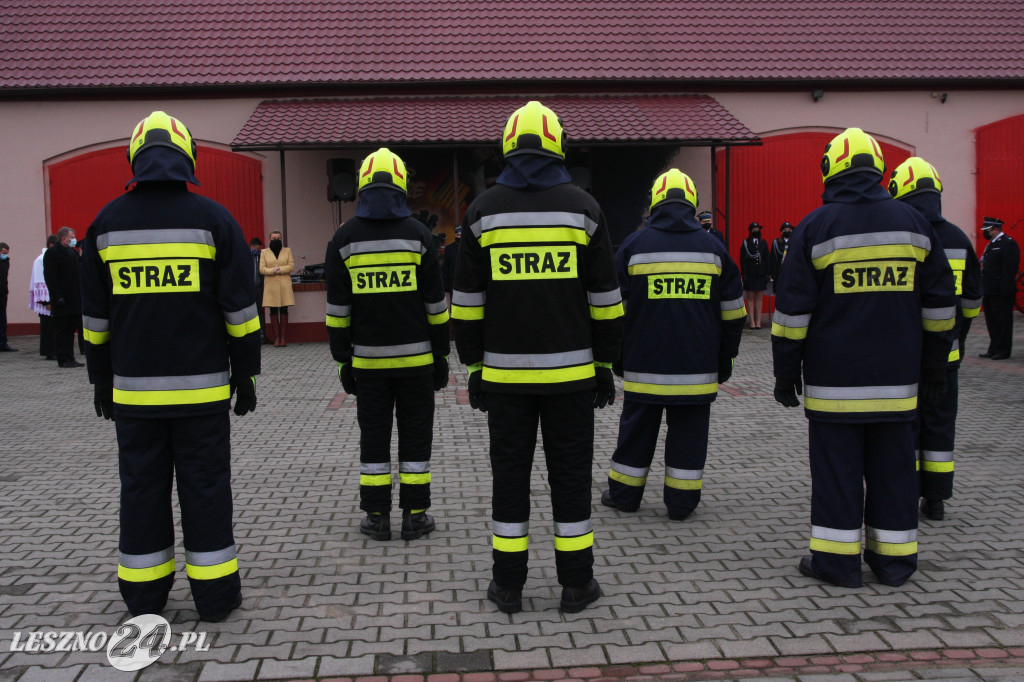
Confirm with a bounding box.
[0,254,8,261]
[68,238,77,248]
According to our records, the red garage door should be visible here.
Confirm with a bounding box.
[715,132,912,260]
[976,113,1024,254]
[47,146,265,243]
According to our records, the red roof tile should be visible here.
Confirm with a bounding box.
[2,0,1023,91]
[230,94,757,148]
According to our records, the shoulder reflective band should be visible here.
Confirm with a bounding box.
[326,303,351,328]
[493,520,529,553]
[865,526,918,556]
[425,299,450,325]
[609,462,649,487]
[184,545,239,581]
[922,306,956,332]
[665,467,703,490]
[483,349,595,384]
[224,304,260,338]
[118,547,175,582]
[810,231,930,270]
[97,229,216,262]
[833,260,915,293]
[721,297,746,321]
[771,311,811,340]
[961,297,981,318]
[809,525,861,555]
[804,384,917,413]
[627,251,722,277]
[113,371,230,406]
[921,449,954,473]
[470,211,598,240]
[353,341,433,370]
[82,315,110,345]
[339,239,426,261]
[553,520,594,552]
[451,290,485,321]
[110,259,200,294]
[623,371,717,396]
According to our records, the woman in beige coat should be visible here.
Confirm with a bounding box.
[260,230,295,346]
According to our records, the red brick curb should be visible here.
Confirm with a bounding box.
[310,647,1024,682]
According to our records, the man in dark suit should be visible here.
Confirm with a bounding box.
[978,217,1020,360]
[0,241,15,352]
[43,226,83,367]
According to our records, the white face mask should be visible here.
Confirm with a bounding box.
[68,238,77,247]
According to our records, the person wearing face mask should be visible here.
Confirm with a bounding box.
[260,230,295,346]
[698,211,725,243]
[771,222,794,285]
[978,217,1020,360]
[43,226,83,367]
[740,222,770,329]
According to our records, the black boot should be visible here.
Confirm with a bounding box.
[486,579,522,614]
[560,579,601,613]
[360,513,391,541]
[198,591,242,623]
[921,498,945,521]
[401,511,435,540]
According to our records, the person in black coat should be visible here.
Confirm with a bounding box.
[43,226,83,367]
[698,211,726,243]
[0,241,15,352]
[740,222,770,329]
[978,217,1020,359]
[770,222,794,284]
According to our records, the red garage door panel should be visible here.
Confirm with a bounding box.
[976,113,1024,255]
[48,146,264,243]
[715,132,911,261]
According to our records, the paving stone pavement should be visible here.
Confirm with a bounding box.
[0,315,1022,682]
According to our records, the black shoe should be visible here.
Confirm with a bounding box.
[668,510,692,522]
[401,511,435,540]
[359,513,391,541]
[921,498,945,521]
[601,489,638,513]
[486,579,522,614]
[990,353,1010,360]
[0,345,18,352]
[198,591,242,623]
[58,360,84,368]
[560,579,601,613]
[44,355,56,361]
[876,574,910,588]
[979,352,993,358]
[798,555,861,588]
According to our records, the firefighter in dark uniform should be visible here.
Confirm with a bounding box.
[698,211,726,243]
[601,170,744,520]
[772,128,956,588]
[888,157,981,521]
[770,222,794,285]
[452,101,623,614]
[978,216,1020,360]
[81,111,260,621]
[325,148,450,542]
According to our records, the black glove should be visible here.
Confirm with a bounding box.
[774,377,802,408]
[94,385,113,420]
[231,375,257,416]
[468,363,487,412]
[919,366,947,402]
[594,365,616,409]
[338,362,357,396]
[718,356,734,385]
[433,356,450,391]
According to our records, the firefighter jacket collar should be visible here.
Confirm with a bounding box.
[645,203,702,233]
[821,172,891,205]
[496,153,572,191]
[126,146,200,188]
[901,192,944,225]
[355,187,412,220]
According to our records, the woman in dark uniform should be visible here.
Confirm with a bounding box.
[740,222,770,329]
